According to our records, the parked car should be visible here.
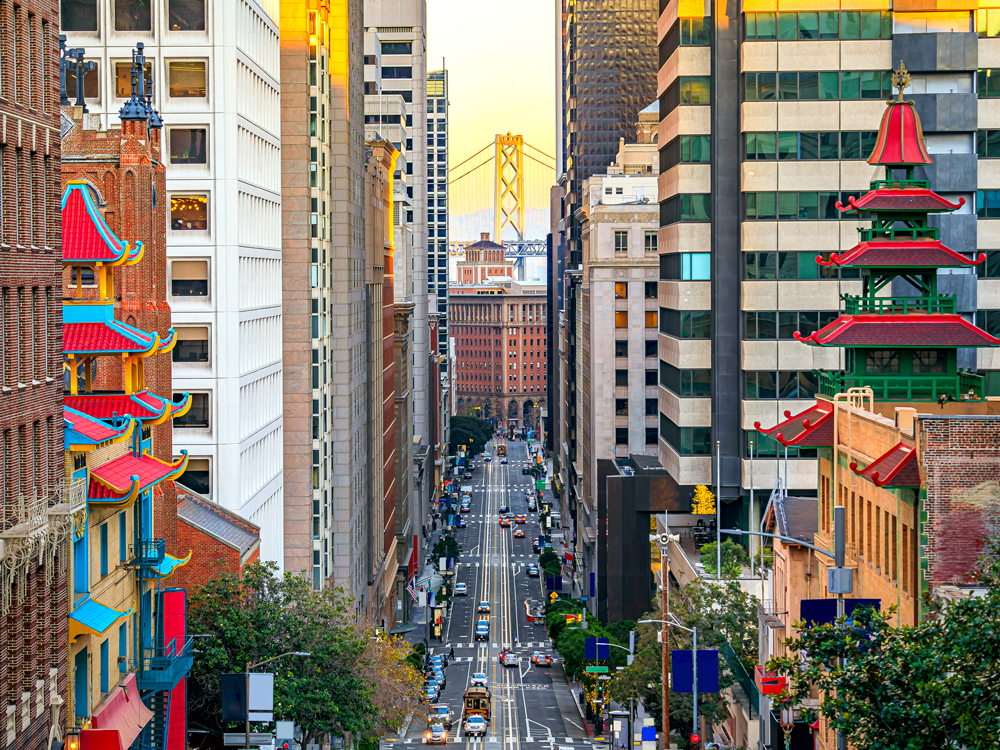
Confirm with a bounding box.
[464,716,488,737]
[425,724,448,744]
[470,672,488,687]
[454,582,468,596]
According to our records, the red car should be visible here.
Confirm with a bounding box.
[515,515,527,524]
[531,652,552,667]
[514,529,525,538]
[499,516,511,527]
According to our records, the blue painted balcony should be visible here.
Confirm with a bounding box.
[135,635,194,692]
[136,538,165,568]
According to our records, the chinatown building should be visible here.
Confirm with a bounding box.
[61,52,193,750]
[754,68,1000,750]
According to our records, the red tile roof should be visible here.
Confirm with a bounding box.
[837,189,963,214]
[89,452,188,499]
[64,320,158,355]
[62,181,140,264]
[754,401,834,447]
[850,443,919,487]
[64,407,131,445]
[66,392,189,423]
[795,314,1000,348]
[818,241,984,269]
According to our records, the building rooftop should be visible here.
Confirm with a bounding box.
[177,493,260,556]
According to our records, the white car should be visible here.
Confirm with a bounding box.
[483,453,492,462]
[454,582,468,596]
[464,716,487,737]
[470,672,488,687]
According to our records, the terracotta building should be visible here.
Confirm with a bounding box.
[0,1,69,747]
[455,233,515,286]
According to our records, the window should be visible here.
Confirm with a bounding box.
[660,253,710,280]
[662,136,711,171]
[115,62,153,98]
[744,251,859,280]
[70,266,97,288]
[65,60,100,99]
[177,458,210,494]
[679,77,711,104]
[381,41,412,55]
[644,311,657,329]
[745,70,890,101]
[615,428,629,445]
[171,260,208,296]
[744,371,817,399]
[660,362,711,397]
[644,282,658,299]
[660,309,711,339]
[680,17,710,45]
[614,231,628,253]
[745,192,841,221]
[645,369,657,386]
[615,399,629,416]
[979,70,1000,98]
[615,370,628,387]
[168,61,206,97]
[615,311,628,328]
[977,190,1000,218]
[173,327,209,363]
[978,130,1000,158]
[383,66,413,79]
[615,341,628,357]
[168,0,205,30]
[168,127,207,165]
[116,0,152,30]
[118,622,128,672]
[100,523,108,576]
[746,131,877,161]
[978,310,1000,336]
[912,349,946,373]
[745,10,890,40]
[865,350,899,374]
[645,398,658,416]
[662,194,711,224]
[171,195,208,230]
[645,340,657,357]
[980,8,1000,37]
[118,512,127,562]
[644,233,658,254]
[62,0,98,31]
[615,282,628,299]
[659,414,711,455]
[100,640,109,695]
[746,431,816,458]
[745,310,838,339]
[174,393,209,428]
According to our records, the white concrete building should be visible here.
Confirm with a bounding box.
[62,0,285,566]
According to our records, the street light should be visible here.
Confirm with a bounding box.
[638,616,698,747]
[244,652,311,750]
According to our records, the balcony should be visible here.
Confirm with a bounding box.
[817,369,984,402]
[842,294,956,316]
[869,179,929,191]
[135,538,166,568]
[135,636,194,692]
[858,226,938,242]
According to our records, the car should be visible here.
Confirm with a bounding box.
[526,563,539,577]
[533,653,552,667]
[460,502,471,513]
[463,470,473,479]
[464,716,488,737]
[475,621,490,641]
[477,601,490,613]
[470,672,488,687]
[483,453,492,462]
[455,516,467,528]
[521,466,529,475]
[422,685,439,703]
[427,705,453,728]
[454,582,468,596]
[532,539,542,553]
[425,724,448,744]
[501,652,519,667]
[527,501,537,511]
[515,514,526,524]
[500,457,508,464]
[428,655,446,669]
[499,504,510,514]
[514,529,525,538]
[499,516,511,528]
[427,671,446,689]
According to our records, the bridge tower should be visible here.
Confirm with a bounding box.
[495,133,525,242]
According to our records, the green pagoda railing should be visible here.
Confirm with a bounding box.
[859,226,939,242]
[869,179,930,191]
[817,370,984,401]
[843,294,957,316]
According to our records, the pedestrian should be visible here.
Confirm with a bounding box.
[449,646,455,659]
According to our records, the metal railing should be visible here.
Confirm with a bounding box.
[135,538,166,567]
[842,294,956,316]
[1,480,86,535]
[817,370,984,402]
[725,643,761,718]
[135,635,194,692]
[869,179,929,191]
[858,226,938,242]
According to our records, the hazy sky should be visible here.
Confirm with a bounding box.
[426,0,557,173]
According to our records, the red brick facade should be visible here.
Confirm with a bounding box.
[171,493,261,593]
[0,1,68,745]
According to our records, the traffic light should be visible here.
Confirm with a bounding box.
[690,734,700,748]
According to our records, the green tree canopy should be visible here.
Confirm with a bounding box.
[699,538,750,578]
[449,416,493,456]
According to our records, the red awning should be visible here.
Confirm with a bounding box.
[817,240,983,269]
[754,401,834,447]
[850,443,919,487]
[80,673,154,750]
[794,314,1000,348]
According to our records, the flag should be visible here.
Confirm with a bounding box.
[406,578,418,603]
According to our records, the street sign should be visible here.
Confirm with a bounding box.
[224,734,273,746]
[671,649,719,693]
[597,675,611,680]
[535,480,545,490]
[585,666,609,673]
[585,637,610,660]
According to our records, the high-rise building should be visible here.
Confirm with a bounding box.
[655,2,986,529]
[427,69,449,357]
[61,0,286,565]
[0,2,68,745]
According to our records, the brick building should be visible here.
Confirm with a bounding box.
[172,492,261,592]
[455,233,515,286]
[0,2,71,747]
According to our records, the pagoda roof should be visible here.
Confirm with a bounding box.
[794,314,1000,348]
[64,319,175,357]
[64,407,135,450]
[88,451,189,507]
[868,99,933,166]
[850,443,919,487]
[837,189,964,215]
[62,181,143,266]
[65,392,192,426]
[754,401,834,447]
[817,240,984,269]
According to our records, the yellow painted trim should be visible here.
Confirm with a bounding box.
[68,414,137,452]
[68,601,135,640]
[88,477,142,508]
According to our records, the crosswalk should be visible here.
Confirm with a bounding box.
[387,737,599,746]
[442,642,550,650]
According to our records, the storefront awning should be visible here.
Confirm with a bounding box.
[81,673,154,750]
[69,598,135,640]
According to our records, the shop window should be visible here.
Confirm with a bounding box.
[115,62,153,98]
[171,195,208,230]
[62,0,98,31]
[115,0,152,32]
[177,458,210,494]
[169,127,207,164]
[174,392,209,428]
[170,260,208,296]
[173,327,209,363]
[168,0,206,31]
[65,61,100,99]
[169,61,206,97]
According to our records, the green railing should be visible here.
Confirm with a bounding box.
[817,370,984,401]
[725,644,761,718]
[869,179,930,191]
[858,225,938,242]
[842,294,957,316]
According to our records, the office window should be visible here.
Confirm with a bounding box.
[644,233,658,254]
[746,131,877,160]
[661,362,711,397]
[660,309,711,339]
[745,310,838,339]
[615,282,628,299]
[168,61,206,97]
[645,340,657,358]
[615,370,628,387]
[381,41,412,54]
[115,62,153,98]
[615,311,628,328]
[62,0,99,31]
[169,128,207,164]
[170,260,208,296]
[100,523,108,576]
[745,192,840,220]
[614,231,628,253]
[177,458,210,495]
[645,370,657,386]
[662,194,711,224]
[978,130,1000,158]
[171,195,208,230]
[174,393,209,428]
[615,428,629,445]
[173,327,209,363]
[65,60,100,99]
[744,251,859,280]
[745,70,890,101]
[115,0,152,30]
[745,11,890,40]
[979,70,1000,98]
[645,398,658,416]
[680,17,710,45]
[978,310,1000,336]
[168,0,205,30]
[680,77,711,104]
[659,414,712,455]
[383,66,413,79]
[746,371,815,399]
[645,282,658,299]
[615,341,628,357]
[660,253,710,280]
[645,311,658,328]
[645,427,658,445]
[615,399,629,416]
[977,190,1000,218]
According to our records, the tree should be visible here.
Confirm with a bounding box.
[691,485,716,515]
[699,538,749,578]
[769,558,1000,750]
[354,636,425,739]
[449,415,493,455]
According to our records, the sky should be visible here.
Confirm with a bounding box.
[426,0,557,184]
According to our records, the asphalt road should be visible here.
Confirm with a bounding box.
[389,440,597,750]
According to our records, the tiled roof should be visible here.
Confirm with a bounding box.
[795,314,1000,348]
[89,452,188,501]
[177,493,259,555]
[64,407,132,446]
[838,189,963,214]
[61,181,142,264]
[755,401,834,447]
[868,100,932,166]
[851,443,919,487]
[64,319,158,355]
[66,392,190,424]
[818,240,984,269]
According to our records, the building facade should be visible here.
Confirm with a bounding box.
[0,1,68,745]
[62,0,286,566]
[427,69,449,358]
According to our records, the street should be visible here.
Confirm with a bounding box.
[389,440,598,749]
